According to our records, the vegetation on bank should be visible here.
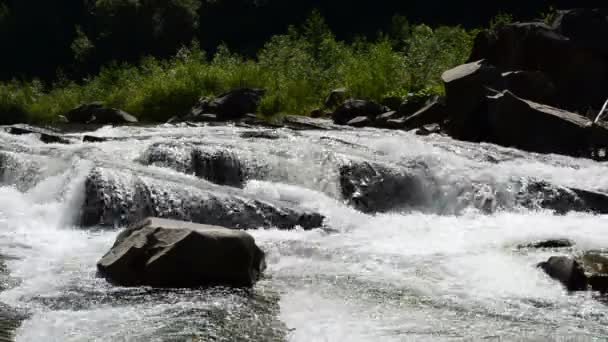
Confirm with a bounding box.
[0,11,478,123]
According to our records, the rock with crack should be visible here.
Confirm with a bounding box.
[97,217,266,288]
[80,167,324,230]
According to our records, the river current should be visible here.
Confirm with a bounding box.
[0,122,607,341]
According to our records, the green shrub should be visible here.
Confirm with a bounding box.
[0,11,479,123]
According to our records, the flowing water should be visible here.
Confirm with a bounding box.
[0,122,607,341]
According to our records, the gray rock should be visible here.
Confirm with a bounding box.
[97,217,266,288]
[346,116,372,128]
[401,99,447,129]
[538,256,588,291]
[521,239,574,249]
[486,91,592,156]
[441,60,502,141]
[4,124,71,144]
[80,167,324,230]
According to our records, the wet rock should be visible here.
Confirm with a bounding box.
[64,102,138,124]
[373,111,402,129]
[346,116,372,128]
[324,88,349,108]
[516,180,608,214]
[580,252,608,293]
[239,130,280,140]
[486,91,592,156]
[521,239,574,249]
[192,148,245,188]
[401,99,447,129]
[4,124,71,144]
[281,115,335,131]
[83,135,108,143]
[141,143,247,187]
[339,160,435,213]
[415,124,442,136]
[538,256,588,291]
[332,99,388,125]
[187,88,265,121]
[80,167,324,230]
[441,60,502,141]
[97,217,266,288]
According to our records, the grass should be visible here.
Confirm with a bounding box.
[0,13,476,124]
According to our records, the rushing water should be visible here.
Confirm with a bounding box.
[0,122,607,341]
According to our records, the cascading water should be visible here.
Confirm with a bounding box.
[0,122,607,341]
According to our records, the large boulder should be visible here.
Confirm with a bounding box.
[80,167,324,230]
[441,60,502,140]
[486,91,593,156]
[64,102,138,124]
[552,8,608,56]
[469,22,608,112]
[538,256,588,291]
[500,70,558,105]
[332,99,388,125]
[188,88,265,121]
[97,217,266,288]
[339,160,436,213]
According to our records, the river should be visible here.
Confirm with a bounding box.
[0,122,607,341]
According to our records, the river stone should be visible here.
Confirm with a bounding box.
[339,160,435,213]
[187,88,265,121]
[97,217,266,288]
[141,142,247,187]
[520,239,574,249]
[80,167,324,230]
[580,252,608,293]
[332,99,388,125]
[4,124,71,144]
[538,256,588,291]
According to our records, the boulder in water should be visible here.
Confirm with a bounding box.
[520,239,574,249]
[97,217,266,288]
[339,160,435,213]
[538,256,588,291]
[346,116,372,128]
[64,102,138,124]
[80,167,324,230]
[4,124,71,144]
[580,252,608,293]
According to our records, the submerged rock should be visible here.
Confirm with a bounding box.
[80,167,324,230]
[97,217,266,288]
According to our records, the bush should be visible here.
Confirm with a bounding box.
[0,11,478,123]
